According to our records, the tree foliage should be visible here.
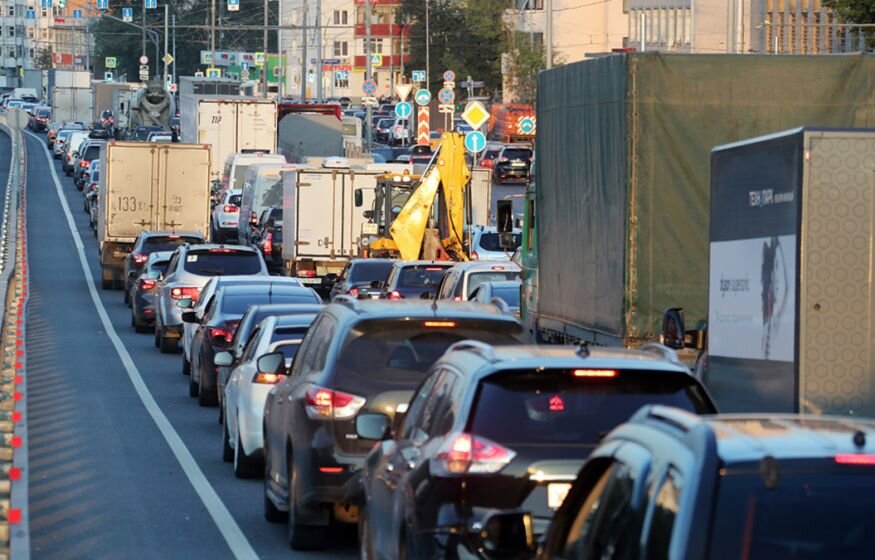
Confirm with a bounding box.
[822,0,875,23]
[34,46,54,70]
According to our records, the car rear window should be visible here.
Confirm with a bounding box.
[150,261,170,276]
[349,261,394,283]
[143,235,203,253]
[227,194,242,206]
[467,270,518,297]
[83,145,101,160]
[37,108,51,117]
[502,149,532,160]
[398,266,450,288]
[271,327,310,359]
[468,370,714,446]
[492,286,520,307]
[221,293,317,315]
[477,233,521,252]
[183,250,262,276]
[336,319,523,385]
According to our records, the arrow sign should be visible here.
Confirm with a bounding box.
[395,101,412,119]
[518,116,536,135]
[414,89,431,107]
[464,131,486,153]
[122,7,133,21]
[417,107,430,146]
[395,83,413,101]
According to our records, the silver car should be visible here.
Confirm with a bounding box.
[435,261,521,302]
[53,129,74,158]
[153,244,269,353]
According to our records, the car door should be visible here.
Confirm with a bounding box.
[191,294,219,380]
[226,326,264,444]
[158,252,180,326]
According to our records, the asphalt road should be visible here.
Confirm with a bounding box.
[21,131,357,559]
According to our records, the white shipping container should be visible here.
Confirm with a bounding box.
[52,87,93,123]
[54,70,91,88]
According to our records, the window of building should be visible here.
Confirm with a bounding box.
[28,48,33,58]
[356,6,393,25]
[333,40,348,57]
[41,7,47,16]
[333,9,347,25]
[7,5,13,16]
[8,26,14,37]
[27,28,33,39]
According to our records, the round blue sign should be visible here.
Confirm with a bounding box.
[362,78,377,96]
[443,70,456,82]
[438,87,455,105]
[414,89,431,106]
[464,131,486,153]
[395,101,412,119]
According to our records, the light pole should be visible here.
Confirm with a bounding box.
[425,0,429,87]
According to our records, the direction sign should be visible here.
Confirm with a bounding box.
[138,65,149,81]
[336,70,349,81]
[362,96,378,106]
[443,70,456,82]
[241,61,250,71]
[25,8,35,19]
[72,8,82,17]
[414,89,431,106]
[362,78,377,96]
[163,53,174,65]
[464,131,486,153]
[417,107,430,145]
[395,101,412,119]
[122,7,133,21]
[438,87,455,105]
[227,0,239,11]
[412,70,426,83]
[518,116,536,135]
[395,83,413,101]
[145,0,156,8]
[460,80,486,88]
[254,52,266,66]
[461,101,490,130]
[370,53,383,67]
[241,69,250,80]
[139,55,148,64]
[97,0,108,8]
[105,56,117,68]
[206,67,222,78]
[104,71,113,81]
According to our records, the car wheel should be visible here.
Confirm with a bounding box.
[159,328,177,354]
[233,420,261,479]
[133,316,150,334]
[264,445,287,522]
[359,507,376,560]
[101,278,113,290]
[182,354,190,375]
[124,287,131,305]
[188,368,199,397]
[198,368,218,407]
[287,461,327,550]
[222,413,234,463]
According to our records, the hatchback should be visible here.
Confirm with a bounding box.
[123,231,207,304]
[211,189,242,243]
[436,261,521,302]
[380,261,453,300]
[327,258,395,301]
[253,207,284,275]
[130,251,173,333]
[493,144,533,184]
[73,140,104,190]
[471,225,522,261]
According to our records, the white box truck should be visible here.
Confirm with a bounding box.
[52,85,92,123]
[98,142,212,289]
[179,94,278,184]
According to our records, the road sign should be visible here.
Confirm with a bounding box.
[395,101,412,119]
[417,107,430,145]
[7,108,29,130]
[145,0,156,8]
[438,87,455,104]
[194,71,204,77]
[460,80,486,88]
[438,105,455,114]
[25,8,35,19]
[362,78,377,96]
[461,101,490,130]
[138,65,149,81]
[105,56,117,68]
[206,67,222,78]
[336,70,349,81]
[97,0,108,8]
[169,83,177,93]
[412,70,426,83]
[254,52,266,66]
[395,83,413,101]
[122,7,133,21]
[163,53,174,65]
[227,0,239,10]
[414,89,431,106]
[370,53,383,67]
[518,116,536,135]
[241,69,250,80]
[464,131,486,153]
[200,51,213,65]
[139,55,148,64]
[241,61,249,71]
[443,70,456,82]
[104,71,113,81]
[72,8,82,17]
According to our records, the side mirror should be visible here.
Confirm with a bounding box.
[181,311,198,323]
[475,511,536,559]
[355,413,392,441]
[497,200,514,233]
[661,307,685,350]
[214,351,234,367]
[354,188,363,207]
[363,210,374,219]
[256,352,285,374]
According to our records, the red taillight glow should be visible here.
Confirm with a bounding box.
[471,251,479,260]
[424,321,456,328]
[388,290,402,300]
[304,385,366,420]
[835,454,875,465]
[453,296,462,302]
[66,154,72,161]
[170,286,200,300]
[549,395,565,412]
[80,161,88,167]
[491,266,506,270]
[573,369,617,378]
[139,278,157,290]
[298,269,316,278]
[223,205,239,213]
[252,372,285,384]
[132,253,149,265]
[319,467,345,474]
[432,433,515,475]
[349,287,359,296]
[209,327,233,344]
[263,232,273,255]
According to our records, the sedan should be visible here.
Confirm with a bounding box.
[218,313,317,478]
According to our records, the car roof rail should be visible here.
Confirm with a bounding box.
[491,297,511,314]
[639,342,684,366]
[446,339,497,362]
[634,404,702,433]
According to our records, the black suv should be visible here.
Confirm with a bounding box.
[262,300,528,550]
[356,344,716,558]
[380,260,453,300]
[327,258,395,301]
[493,144,533,184]
[123,231,207,305]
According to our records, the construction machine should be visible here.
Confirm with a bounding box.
[358,132,471,261]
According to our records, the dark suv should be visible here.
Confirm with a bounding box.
[380,260,453,300]
[262,300,528,550]
[123,231,207,305]
[327,258,395,301]
[493,144,533,184]
[356,344,716,558]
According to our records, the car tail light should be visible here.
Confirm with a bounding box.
[304,385,366,420]
[209,327,234,344]
[388,290,402,300]
[835,454,875,465]
[298,269,316,278]
[223,205,239,213]
[170,286,200,300]
[424,321,456,328]
[497,157,508,163]
[453,296,462,302]
[132,253,149,265]
[66,153,72,161]
[252,372,286,384]
[432,433,515,475]
[263,232,273,255]
[139,278,157,290]
[89,183,98,192]
[573,369,617,378]
[349,287,359,296]
[471,251,479,260]
[80,161,88,167]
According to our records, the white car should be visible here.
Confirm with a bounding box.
[218,313,317,477]
[210,189,242,243]
[470,225,522,261]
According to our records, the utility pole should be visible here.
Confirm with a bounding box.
[142,0,147,63]
[210,0,216,70]
[315,0,322,102]
[425,0,429,87]
[172,14,177,85]
[545,0,552,69]
[163,4,168,85]
[300,0,307,100]
[365,0,372,151]
[262,0,268,97]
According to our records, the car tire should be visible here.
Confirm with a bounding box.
[133,317,150,334]
[222,414,234,463]
[198,368,218,407]
[182,355,190,375]
[159,329,177,354]
[101,278,112,290]
[188,370,199,397]
[287,462,327,550]
[359,507,376,560]
[233,422,261,479]
[124,288,131,305]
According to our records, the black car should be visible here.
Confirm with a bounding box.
[408,144,432,165]
[73,140,104,190]
[262,300,528,550]
[380,260,453,300]
[130,251,173,333]
[185,284,322,406]
[29,107,52,131]
[131,125,164,141]
[327,258,395,301]
[357,344,717,559]
[253,207,284,275]
[375,118,394,143]
[98,109,114,129]
[493,144,533,184]
[88,128,113,140]
[124,231,207,305]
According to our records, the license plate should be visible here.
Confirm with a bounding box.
[297,277,321,284]
[547,483,572,510]
[512,162,526,167]
[113,251,127,258]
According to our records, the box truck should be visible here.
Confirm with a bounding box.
[92,82,139,124]
[98,142,212,289]
[52,85,92,123]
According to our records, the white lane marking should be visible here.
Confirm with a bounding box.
[24,131,260,560]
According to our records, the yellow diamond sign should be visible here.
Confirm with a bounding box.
[461,101,490,130]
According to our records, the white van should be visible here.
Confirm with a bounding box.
[221,152,286,191]
[237,162,307,244]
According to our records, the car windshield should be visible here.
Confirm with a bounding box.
[398,266,449,288]
[469,370,713,446]
[707,471,875,560]
[270,327,311,359]
[349,261,394,283]
[503,149,532,160]
[477,233,521,252]
[143,235,203,253]
[491,286,520,307]
[182,250,262,276]
[150,261,170,276]
[467,270,518,297]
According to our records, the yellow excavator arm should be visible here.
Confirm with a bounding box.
[387,132,471,261]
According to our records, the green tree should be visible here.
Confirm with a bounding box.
[822,0,875,24]
[34,46,54,69]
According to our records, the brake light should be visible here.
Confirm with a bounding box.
[252,372,286,384]
[471,251,479,260]
[349,287,359,296]
[209,327,233,344]
[573,369,618,378]
[66,153,72,161]
[170,286,200,300]
[223,205,239,213]
[132,253,149,265]
[835,454,875,465]
[263,232,273,255]
[304,385,366,420]
[424,321,456,328]
[498,157,508,162]
[491,266,506,270]
[80,161,88,167]
[425,267,445,271]
[298,269,317,278]
[89,183,98,192]
[432,433,515,475]
[139,278,157,290]
[453,296,462,302]
[388,290,402,300]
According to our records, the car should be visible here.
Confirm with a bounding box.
[47,120,86,147]
[252,207,284,275]
[374,118,394,143]
[389,118,410,146]
[211,189,242,243]
[471,225,522,261]
[89,185,100,233]
[52,129,75,159]
[516,408,875,560]
[379,260,454,300]
[73,140,105,190]
[493,144,533,184]
[262,299,529,549]
[477,142,504,169]
[429,130,443,150]
[123,231,208,304]
[62,130,90,175]
[130,125,164,141]
[357,344,717,559]
[129,251,174,333]
[83,161,100,213]
[153,244,269,353]
[327,258,395,301]
[218,313,318,477]
[436,261,521,302]
[98,109,114,129]
[407,144,432,165]
[29,107,52,131]
[88,128,112,140]
[222,152,287,191]
[146,131,173,142]
[179,275,306,378]
[184,283,321,406]
[470,279,521,313]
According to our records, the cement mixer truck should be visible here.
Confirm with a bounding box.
[127,79,176,135]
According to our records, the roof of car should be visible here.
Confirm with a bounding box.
[330,299,522,322]
[140,230,206,239]
[349,257,396,266]
[479,280,521,290]
[218,283,317,298]
[147,251,174,263]
[181,243,259,253]
[243,303,324,319]
[391,260,454,269]
[206,275,300,289]
[271,313,319,328]
[446,261,521,273]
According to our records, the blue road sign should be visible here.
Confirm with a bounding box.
[438,87,455,105]
[362,78,377,96]
[227,0,239,9]
[145,0,157,8]
[73,8,82,17]
[414,89,431,106]
[412,70,426,83]
[443,70,455,82]
[464,131,486,153]
[122,7,133,21]
[395,101,412,119]
[25,8,35,19]
[518,116,536,135]
[241,61,250,71]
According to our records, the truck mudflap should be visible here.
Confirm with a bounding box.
[100,241,132,291]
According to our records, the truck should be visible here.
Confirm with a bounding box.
[51,69,92,123]
[277,103,343,162]
[46,70,90,104]
[179,94,278,184]
[178,76,242,96]
[488,103,535,144]
[129,80,176,133]
[92,82,139,125]
[524,52,875,346]
[97,142,212,289]
[662,128,875,417]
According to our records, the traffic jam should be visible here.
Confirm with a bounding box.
[7,52,875,560]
